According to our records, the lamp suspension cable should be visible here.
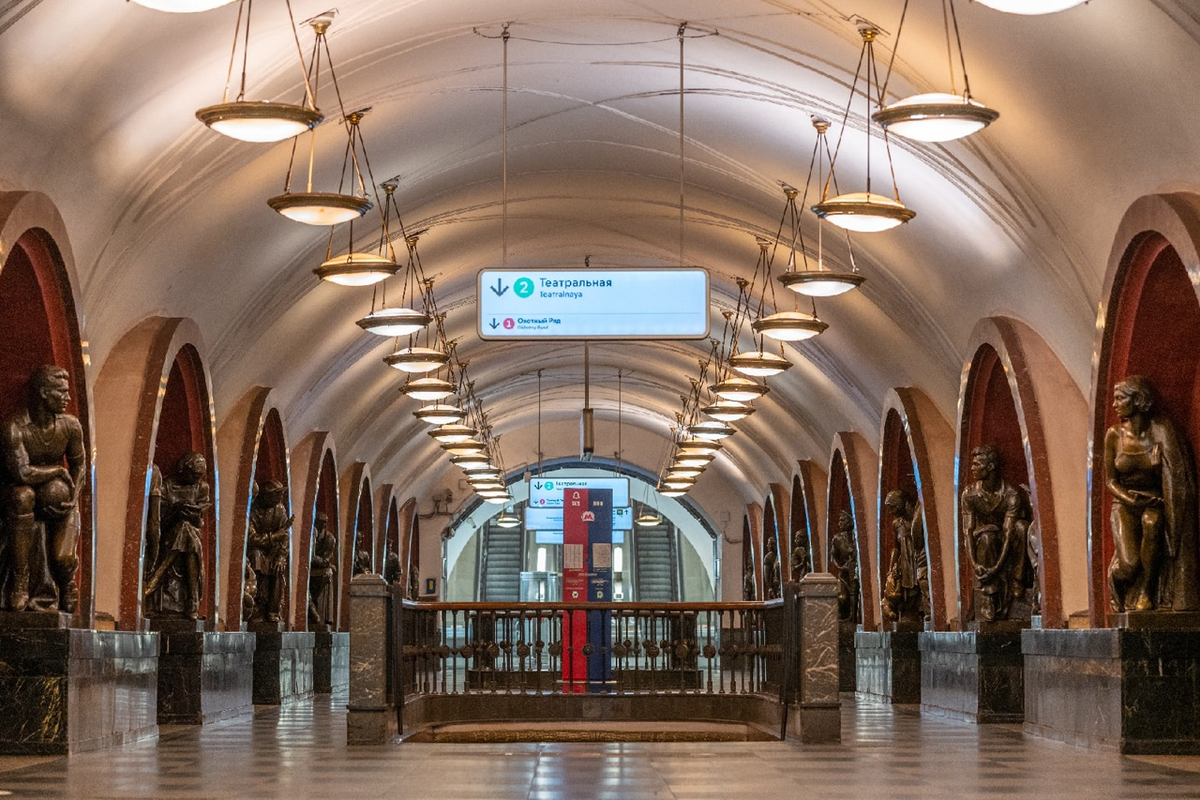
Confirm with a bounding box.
[502,22,510,269]
[678,21,687,267]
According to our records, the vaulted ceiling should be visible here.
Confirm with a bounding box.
[2,0,1198,510]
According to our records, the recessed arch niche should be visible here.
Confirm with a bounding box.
[377,487,399,581]
[741,514,756,600]
[827,432,878,630]
[0,192,93,624]
[288,431,340,630]
[762,485,787,597]
[1090,193,1200,625]
[217,389,291,631]
[744,503,764,600]
[398,497,418,599]
[877,388,954,630]
[95,319,218,630]
[956,317,1083,630]
[791,461,827,575]
[339,462,373,631]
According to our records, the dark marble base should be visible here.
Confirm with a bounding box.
[313,631,350,694]
[838,622,856,692]
[855,630,920,705]
[252,631,315,705]
[1023,628,1200,754]
[0,610,74,629]
[919,631,1023,723]
[0,629,159,754]
[157,631,255,725]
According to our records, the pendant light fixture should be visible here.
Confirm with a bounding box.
[449,452,490,468]
[745,199,830,343]
[974,0,1087,13]
[872,1,999,143]
[494,510,521,528]
[357,231,433,337]
[673,450,715,469]
[315,180,402,286]
[413,403,466,426]
[401,377,456,401]
[134,0,235,10]
[195,0,322,142]
[711,376,769,403]
[813,25,916,233]
[636,506,662,527]
[687,420,736,441]
[428,423,477,444]
[702,399,755,423]
[267,14,372,225]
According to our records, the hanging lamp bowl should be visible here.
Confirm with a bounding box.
[401,377,456,402]
[873,93,999,143]
[658,484,688,497]
[712,376,769,402]
[812,191,915,233]
[315,251,397,287]
[461,467,501,481]
[132,0,235,10]
[687,420,736,441]
[428,423,477,444]
[677,438,722,456]
[470,480,507,492]
[196,101,323,143]
[449,452,490,468]
[440,439,485,457]
[975,0,1086,13]
[778,270,866,298]
[667,465,704,480]
[385,346,449,374]
[494,512,521,528]
[728,350,792,377]
[635,511,662,527]
[673,451,715,469]
[662,475,697,490]
[413,403,465,426]
[702,400,755,423]
[268,191,372,225]
[479,490,513,503]
[752,311,828,342]
[357,307,431,338]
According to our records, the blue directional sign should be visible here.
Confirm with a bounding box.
[477,268,709,340]
[528,478,629,508]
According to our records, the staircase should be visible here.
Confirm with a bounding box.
[634,525,677,602]
[480,523,523,602]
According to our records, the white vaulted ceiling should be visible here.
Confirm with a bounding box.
[1,0,1198,510]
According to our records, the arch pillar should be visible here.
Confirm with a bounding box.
[792,461,827,573]
[339,462,373,631]
[827,431,879,631]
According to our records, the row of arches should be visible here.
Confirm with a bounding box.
[742,192,1200,632]
[0,191,418,632]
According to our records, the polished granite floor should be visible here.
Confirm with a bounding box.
[0,693,1198,799]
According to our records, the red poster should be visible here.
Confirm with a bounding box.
[562,488,589,692]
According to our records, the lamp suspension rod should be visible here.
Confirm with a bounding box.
[502,22,510,268]
[537,368,543,475]
[677,21,687,267]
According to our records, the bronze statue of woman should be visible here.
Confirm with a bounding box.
[1105,376,1199,613]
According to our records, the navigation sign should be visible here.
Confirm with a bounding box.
[477,268,709,340]
[529,477,629,508]
[526,505,631,531]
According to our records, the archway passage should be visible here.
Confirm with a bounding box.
[1094,234,1200,618]
[0,227,92,621]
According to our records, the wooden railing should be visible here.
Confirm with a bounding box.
[346,574,841,744]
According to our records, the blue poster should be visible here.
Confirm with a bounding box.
[585,489,613,690]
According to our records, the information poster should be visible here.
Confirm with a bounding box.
[561,488,613,693]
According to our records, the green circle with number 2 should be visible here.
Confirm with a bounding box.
[514,277,534,297]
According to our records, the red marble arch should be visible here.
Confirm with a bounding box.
[792,461,828,572]
[375,483,398,569]
[956,318,1069,629]
[397,497,418,593]
[0,191,94,623]
[826,432,878,630]
[338,462,373,631]
[764,483,790,583]
[95,319,218,630]
[217,388,291,631]
[288,432,340,630]
[877,388,953,630]
[1089,193,1200,626]
[742,508,762,600]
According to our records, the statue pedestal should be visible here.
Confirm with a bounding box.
[250,625,315,705]
[838,621,856,692]
[313,630,350,693]
[0,620,158,754]
[918,626,1024,723]
[854,625,921,704]
[1023,625,1200,753]
[152,619,254,725]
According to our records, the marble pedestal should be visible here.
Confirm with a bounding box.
[1023,626,1200,753]
[855,627,921,705]
[838,621,856,692]
[0,624,158,754]
[919,628,1023,723]
[313,630,350,694]
[250,625,315,705]
[154,620,255,724]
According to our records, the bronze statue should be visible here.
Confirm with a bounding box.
[0,365,86,613]
[352,539,372,576]
[961,445,1035,622]
[763,545,781,600]
[307,512,336,628]
[742,544,756,601]
[790,528,810,580]
[829,510,860,622]
[144,452,209,619]
[246,480,292,623]
[881,489,929,625]
[1105,376,1199,613]
[383,551,401,585]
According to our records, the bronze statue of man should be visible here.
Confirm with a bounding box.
[881,489,929,624]
[246,480,292,623]
[829,510,860,622]
[790,528,810,581]
[0,365,86,613]
[307,511,337,628]
[961,445,1034,622]
[144,452,210,619]
[1105,376,1199,612]
[763,545,781,600]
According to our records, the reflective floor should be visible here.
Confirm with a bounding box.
[1,693,1199,799]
